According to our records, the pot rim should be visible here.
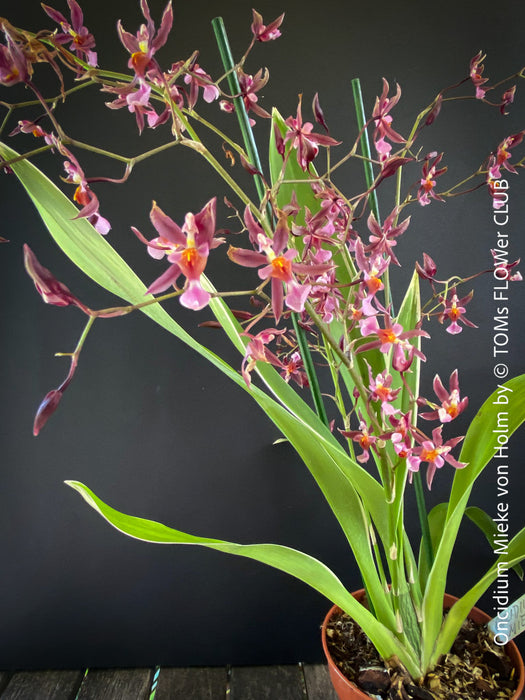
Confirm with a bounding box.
[321,590,525,700]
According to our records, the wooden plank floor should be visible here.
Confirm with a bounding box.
[0,664,339,699]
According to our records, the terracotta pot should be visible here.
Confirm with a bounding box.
[321,590,525,700]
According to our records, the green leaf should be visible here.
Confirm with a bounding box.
[269,111,387,430]
[0,141,249,386]
[203,280,393,556]
[449,375,525,513]
[418,503,448,589]
[465,506,523,579]
[388,271,422,566]
[431,524,525,666]
[3,140,395,623]
[420,375,525,668]
[393,270,422,415]
[419,503,523,598]
[65,480,422,678]
[269,108,321,219]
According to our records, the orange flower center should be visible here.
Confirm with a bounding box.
[350,306,362,321]
[359,434,371,449]
[421,447,440,462]
[448,304,461,320]
[423,176,435,192]
[271,255,292,280]
[378,328,397,344]
[73,185,90,206]
[367,275,383,293]
[498,148,510,163]
[181,247,200,269]
[375,384,391,402]
[446,402,458,418]
[131,51,150,74]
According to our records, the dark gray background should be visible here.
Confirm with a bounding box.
[1,0,524,670]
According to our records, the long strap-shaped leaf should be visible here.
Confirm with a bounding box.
[420,375,525,668]
[2,140,395,626]
[65,480,420,677]
[2,141,391,536]
[430,525,525,667]
[204,278,392,549]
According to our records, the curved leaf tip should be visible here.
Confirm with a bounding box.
[65,480,99,511]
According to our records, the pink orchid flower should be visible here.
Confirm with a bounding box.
[417,153,446,207]
[408,426,466,489]
[0,26,31,86]
[389,412,415,462]
[488,132,525,179]
[11,119,55,147]
[500,86,516,116]
[239,68,272,123]
[366,208,410,266]
[133,198,222,310]
[416,253,438,283]
[280,351,308,387]
[438,288,477,335]
[367,368,400,416]
[419,370,468,423]
[491,250,522,282]
[372,79,405,160]
[63,168,110,236]
[354,240,391,316]
[183,64,219,107]
[117,0,173,78]
[59,146,110,235]
[284,95,340,171]
[358,315,429,369]
[42,0,97,66]
[228,213,330,321]
[241,328,286,387]
[251,10,285,42]
[340,417,378,464]
[469,51,488,99]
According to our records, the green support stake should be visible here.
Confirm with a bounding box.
[212,16,329,428]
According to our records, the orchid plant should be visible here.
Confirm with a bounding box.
[2,1,525,683]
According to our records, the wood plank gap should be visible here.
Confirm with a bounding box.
[75,668,151,700]
[229,665,305,700]
[297,662,307,697]
[301,663,338,700]
[150,667,228,699]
